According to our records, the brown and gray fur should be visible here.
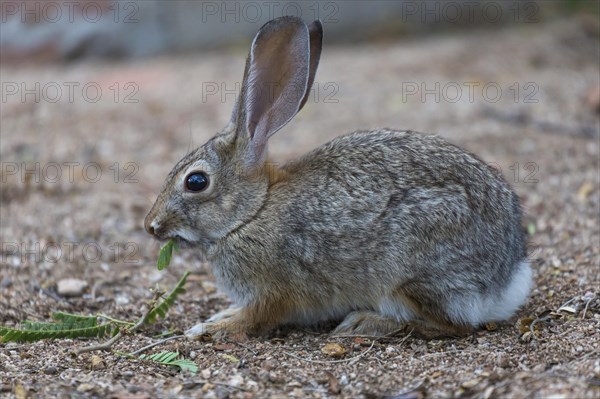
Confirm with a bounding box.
[145,16,532,338]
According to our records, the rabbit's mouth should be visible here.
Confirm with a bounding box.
[171,235,192,248]
[171,231,208,249]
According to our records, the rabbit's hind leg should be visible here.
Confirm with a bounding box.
[331,295,420,336]
[331,311,407,336]
[389,285,476,338]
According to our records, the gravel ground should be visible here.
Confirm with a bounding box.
[1,16,599,398]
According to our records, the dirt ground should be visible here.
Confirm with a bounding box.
[1,16,599,399]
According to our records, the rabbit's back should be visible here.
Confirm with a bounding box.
[279,128,525,266]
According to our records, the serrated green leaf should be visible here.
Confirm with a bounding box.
[138,351,197,374]
[21,313,98,332]
[170,359,198,374]
[52,312,97,324]
[0,322,116,343]
[157,239,178,270]
[159,351,179,363]
[146,271,190,324]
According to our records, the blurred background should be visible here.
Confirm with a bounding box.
[1,0,598,61]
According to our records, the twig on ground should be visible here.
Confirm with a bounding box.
[75,331,124,355]
[0,344,28,351]
[237,342,259,356]
[129,335,185,356]
[566,349,598,365]
[582,297,593,319]
[283,339,375,364]
[558,296,577,311]
[34,284,67,304]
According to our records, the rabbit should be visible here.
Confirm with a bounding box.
[144,16,532,339]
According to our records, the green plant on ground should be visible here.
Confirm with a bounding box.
[0,240,196,373]
[139,351,199,374]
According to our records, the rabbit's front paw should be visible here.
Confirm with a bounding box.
[185,321,213,337]
[332,311,406,337]
[185,308,248,339]
[185,319,244,339]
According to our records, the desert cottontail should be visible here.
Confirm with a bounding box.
[145,16,532,338]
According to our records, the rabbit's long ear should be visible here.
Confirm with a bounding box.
[299,20,323,110]
[237,16,312,164]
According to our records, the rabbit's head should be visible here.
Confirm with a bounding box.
[145,17,322,247]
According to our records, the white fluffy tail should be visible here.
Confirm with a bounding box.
[448,261,533,325]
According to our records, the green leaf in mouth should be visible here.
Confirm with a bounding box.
[157,239,178,271]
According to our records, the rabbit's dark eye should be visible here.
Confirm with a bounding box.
[185,172,209,192]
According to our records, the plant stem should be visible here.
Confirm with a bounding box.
[97,314,134,327]
[75,331,123,354]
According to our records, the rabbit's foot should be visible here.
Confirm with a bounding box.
[185,321,216,337]
[332,311,407,336]
[185,320,249,341]
[185,307,246,339]
[185,306,278,339]
[185,320,246,340]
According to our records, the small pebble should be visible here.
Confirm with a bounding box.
[91,355,105,370]
[496,353,509,368]
[227,374,244,388]
[532,364,546,373]
[461,379,480,389]
[262,359,278,370]
[0,276,12,288]
[202,382,215,392]
[114,294,130,305]
[121,371,134,379]
[76,383,95,392]
[57,278,88,297]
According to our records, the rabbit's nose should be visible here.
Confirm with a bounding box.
[144,217,158,236]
